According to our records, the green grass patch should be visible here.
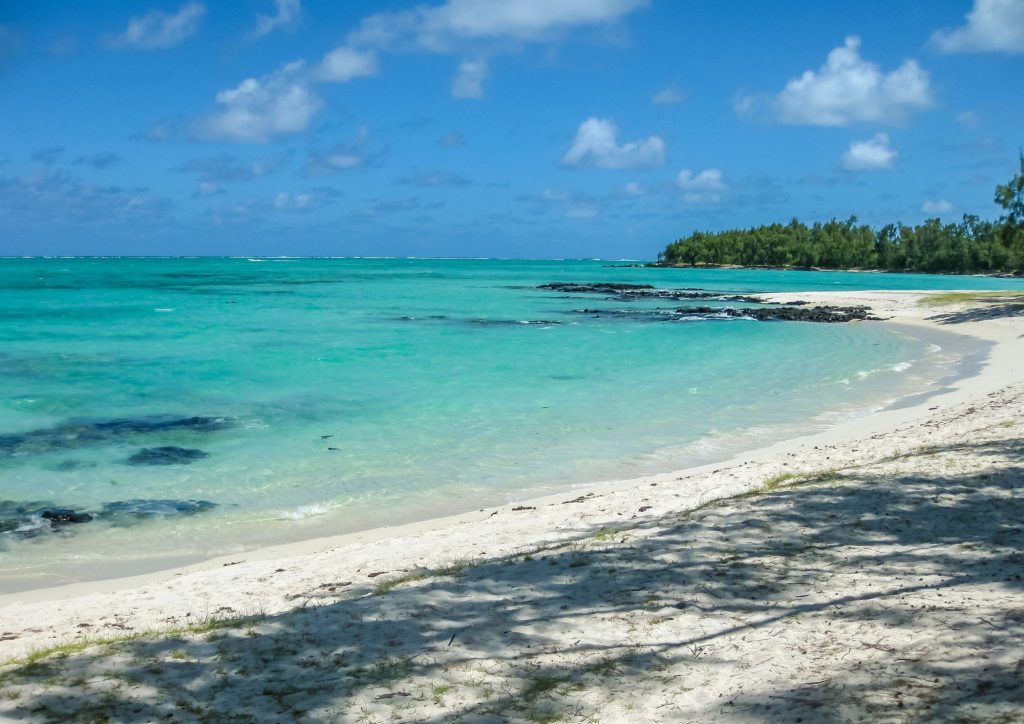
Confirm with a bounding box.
[0,613,264,670]
[919,290,1024,306]
[372,557,477,595]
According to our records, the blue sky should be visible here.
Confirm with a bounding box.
[0,0,1022,257]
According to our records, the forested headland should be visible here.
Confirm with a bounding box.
[657,156,1024,274]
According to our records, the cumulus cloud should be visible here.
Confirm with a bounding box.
[272,191,316,210]
[451,58,488,98]
[253,0,301,38]
[841,133,898,170]
[105,1,206,50]
[932,0,1024,54]
[72,152,123,170]
[178,153,285,182]
[345,0,647,96]
[196,60,320,142]
[774,36,931,126]
[619,181,645,196]
[193,181,223,198]
[348,0,648,50]
[0,168,171,226]
[676,168,728,203]
[519,188,601,219]
[652,85,685,105]
[922,199,955,215]
[562,117,665,169]
[304,126,384,175]
[316,46,378,82]
[957,110,982,127]
[196,45,375,143]
[394,171,470,187]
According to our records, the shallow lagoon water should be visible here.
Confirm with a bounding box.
[1,258,1020,590]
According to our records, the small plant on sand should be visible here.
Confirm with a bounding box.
[760,471,799,492]
[373,557,477,595]
[430,683,453,705]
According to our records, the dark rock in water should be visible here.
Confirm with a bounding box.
[572,305,878,323]
[40,509,93,526]
[1,497,219,539]
[398,315,560,327]
[573,308,686,322]
[99,498,217,520]
[468,318,561,326]
[538,282,765,304]
[671,305,878,323]
[538,282,654,293]
[127,446,209,466]
[0,415,229,458]
[51,459,98,472]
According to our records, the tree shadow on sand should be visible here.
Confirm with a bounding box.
[928,302,1024,325]
[1,436,1023,722]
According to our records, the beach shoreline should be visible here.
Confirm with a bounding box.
[1,289,1021,651]
[1,288,1022,721]
[0,310,986,597]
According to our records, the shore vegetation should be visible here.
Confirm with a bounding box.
[658,155,1024,274]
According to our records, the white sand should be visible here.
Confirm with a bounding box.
[1,289,1022,722]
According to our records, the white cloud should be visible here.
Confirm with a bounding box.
[253,0,301,38]
[179,154,284,182]
[732,92,757,117]
[620,181,645,196]
[841,133,898,170]
[194,181,223,198]
[519,187,603,219]
[345,0,647,95]
[304,126,379,175]
[395,171,470,187]
[197,61,321,142]
[774,36,932,126]
[652,85,685,105]
[273,191,315,210]
[105,1,206,50]
[676,168,728,203]
[348,0,648,50]
[317,46,378,82]
[957,110,982,127]
[451,58,488,98]
[922,199,955,215]
[932,0,1024,54]
[562,117,665,169]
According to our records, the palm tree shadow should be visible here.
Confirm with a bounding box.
[928,302,1024,324]
[2,436,1023,721]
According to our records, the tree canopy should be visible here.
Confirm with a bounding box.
[658,156,1024,274]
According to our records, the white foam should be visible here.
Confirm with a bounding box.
[278,503,331,520]
[891,362,913,372]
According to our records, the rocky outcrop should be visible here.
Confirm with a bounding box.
[0,415,229,458]
[573,305,878,323]
[127,446,209,466]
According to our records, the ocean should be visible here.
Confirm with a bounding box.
[1,257,1019,590]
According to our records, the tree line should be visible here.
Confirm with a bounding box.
[658,155,1024,274]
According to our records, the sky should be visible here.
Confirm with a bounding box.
[0,0,1022,258]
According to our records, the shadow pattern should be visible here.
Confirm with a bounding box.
[1,436,1023,722]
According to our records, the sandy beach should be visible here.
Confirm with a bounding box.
[1,289,1022,722]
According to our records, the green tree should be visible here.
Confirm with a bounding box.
[994,152,1024,226]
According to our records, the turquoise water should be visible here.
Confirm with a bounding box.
[1,258,1020,589]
